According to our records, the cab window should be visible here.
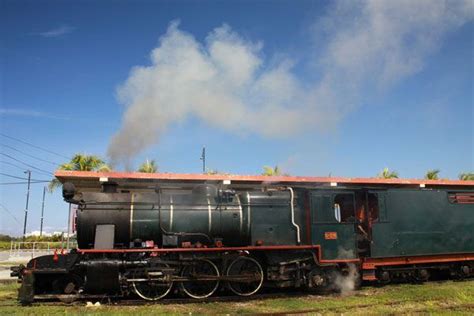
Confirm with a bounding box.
[368,193,379,222]
[334,194,355,222]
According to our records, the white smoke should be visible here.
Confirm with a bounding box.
[108,1,473,164]
[334,264,359,295]
[319,0,473,87]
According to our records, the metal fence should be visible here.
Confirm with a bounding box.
[8,241,78,260]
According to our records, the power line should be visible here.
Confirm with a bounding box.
[0,172,27,180]
[0,133,70,160]
[0,180,50,185]
[0,153,53,176]
[0,172,50,182]
[1,143,60,166]
[0,203,21,225]
[0,160,26,171]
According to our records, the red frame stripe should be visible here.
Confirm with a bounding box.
[77,244,360,264]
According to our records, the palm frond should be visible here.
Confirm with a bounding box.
[459,172,474,181]
[49,153,111,192]
[425,169,440,180]
[47,178,61,193]
[138,159,158,173]
[378,167,398,179]
[262,165,282,176]
[97,164,112,172]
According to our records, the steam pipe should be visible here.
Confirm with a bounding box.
[287,187,301,244]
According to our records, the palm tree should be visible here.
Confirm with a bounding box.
[459,172,474,181]
[206,169,220,175]
[425,169,440,180]
[48,154,111,192]
[137,159,158,173]
[377,168,399,179]
[262,165,281,176]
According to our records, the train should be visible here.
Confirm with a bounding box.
[12,171,474,304]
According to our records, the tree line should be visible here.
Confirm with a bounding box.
[258,166,473,180]
[48,154,158,191]
[48,154,474,191]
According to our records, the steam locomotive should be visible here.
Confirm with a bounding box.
[12,174,474,304]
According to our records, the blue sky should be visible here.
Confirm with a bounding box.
[0,0,473,236]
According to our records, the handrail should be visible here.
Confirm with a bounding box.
[287,187,301,244]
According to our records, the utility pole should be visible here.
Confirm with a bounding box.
[40,186,46,237]
[200,147,206,173]
[22,170,31,241]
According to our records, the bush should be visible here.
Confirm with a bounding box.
[0,234,12,242]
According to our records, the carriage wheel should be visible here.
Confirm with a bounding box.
[132,264,173,301]
[180,259,220,299]
[226,256,264,296]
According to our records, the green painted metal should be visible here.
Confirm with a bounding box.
[310,191,357,260]
[370,189,474,258]
[243,191,299,246]
[80,186,473,259]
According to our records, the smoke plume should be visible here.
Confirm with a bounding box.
[108,1,473,164]
[334,263,360,295]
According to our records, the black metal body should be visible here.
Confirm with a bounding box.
[75,186,298,249]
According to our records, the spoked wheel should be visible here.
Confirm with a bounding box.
[132,264,173,301]
[180,259,220,299]
[226,256,264,296]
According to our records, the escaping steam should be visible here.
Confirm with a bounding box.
[334,263,359,295]
[108,1,473,164]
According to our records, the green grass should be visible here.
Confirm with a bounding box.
[0,281,473,315]
[0,241,70,250]
[0,241,14,250]
[0,260,25,265]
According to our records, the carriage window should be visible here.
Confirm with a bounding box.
[334,194,355,222]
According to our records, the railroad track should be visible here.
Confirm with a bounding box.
[119,291,314,306]
[9,290,318,306]
[5,277,473,307]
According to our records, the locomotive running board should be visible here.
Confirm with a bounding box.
[362,253,474,281]
[76,244,360,264]
[363,253,474,269]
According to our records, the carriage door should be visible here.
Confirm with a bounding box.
[310,191,357,260]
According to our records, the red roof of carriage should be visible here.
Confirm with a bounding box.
[55,170,474,191]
